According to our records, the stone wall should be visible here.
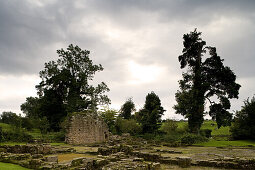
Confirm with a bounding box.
[65,111,109,144]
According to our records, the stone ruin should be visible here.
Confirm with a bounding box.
[65,111,109,145]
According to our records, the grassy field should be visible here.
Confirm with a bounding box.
[175,120,255,147]
[0,162,30,170]
[176,120,230,137]
[195,139,255,147]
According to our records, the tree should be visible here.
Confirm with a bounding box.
[160,119,178,135]
[174,29,240,133]
[34,44,110,130]
[231,96,255,140]
[99,107,118,133]
[138,92,165,133]
[119,98,135,119]
[20,96,41,119]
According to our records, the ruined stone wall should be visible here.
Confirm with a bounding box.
[65,111,109,145]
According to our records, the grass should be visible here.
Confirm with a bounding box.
[0,123,14,132]
[176,120,230,138]
[174,120,255,147]
[0,162,30,170]
[58,153,97,163]
[195,139,255,147]
[27,129,42,139]
[0,142,26,146]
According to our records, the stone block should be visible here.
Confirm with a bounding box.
[177,156,191,168]
[45,155,58,163]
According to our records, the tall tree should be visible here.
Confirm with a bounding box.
[139,92,165,133]
[174,29,240,133]
[35,44,110,130]
[119,98,135,119]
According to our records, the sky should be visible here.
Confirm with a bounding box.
[0,0,255,119]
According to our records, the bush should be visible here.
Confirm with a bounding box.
[99,107,118,134]
[160,119,178,134]
[230,96,255,140]
[200,129,212,138]
[181,133,208,145]
[115,118,142,135]
[1,130,33,142]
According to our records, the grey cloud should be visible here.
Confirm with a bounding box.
[0,0,254,118]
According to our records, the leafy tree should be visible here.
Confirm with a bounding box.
[160,119,178,134]
[138,92,165,133]
[34,44,110,130]
[174,29,240,133]
[231,96,255,139]
[115,117,142,135]
[119,98,135,119]
[0,112,19,125]
[99,107,118,133]
[20,96,41,119]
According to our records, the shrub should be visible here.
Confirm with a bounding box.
[99,107,118,133]
[200,129,212,138]
[230,96,255,140]
[115,118,142,135]
[2,130,33,142]
[181,133,208,145]
[160,119,178,134]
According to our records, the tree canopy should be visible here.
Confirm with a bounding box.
[231,96,255,140]
[138,92,165,133]
[174,29,241,133]
[22,44,110,131]
[119,98,135,119]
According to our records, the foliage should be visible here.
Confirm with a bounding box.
[180,133,208,145]
[1,130,33,142]
[20,97,41,119]
[99,107,118,133]
[231,96,255,140]
[199,129,212,138]
[119,98,135,119]
[0,111,21,129]
[25,44,110,131]
[38,116,50,134]
[115,117,142,135]
[20,117,34,131]
[138,91,165,133]
[160,119,178,134]
[174,29,240,133]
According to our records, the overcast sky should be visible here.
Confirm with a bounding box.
[0,0,255,119]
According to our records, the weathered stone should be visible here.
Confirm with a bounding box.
[94,158,109,168]
[151,162,161,169]
[29,159,42,169]
[65,111,109,145]
[32,154,43,159]
[177,156,191,168]
[82,158,95,169]
[133,157,144,162]
[45,155,58,163]
[0,148,7,153]
[71,157,86,167]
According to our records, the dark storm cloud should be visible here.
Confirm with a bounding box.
[0,0,254,117]
[86,0,255,27]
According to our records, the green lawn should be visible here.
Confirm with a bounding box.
[0,162,30,170]
[195,139,255,147]
[176,120,230,137]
